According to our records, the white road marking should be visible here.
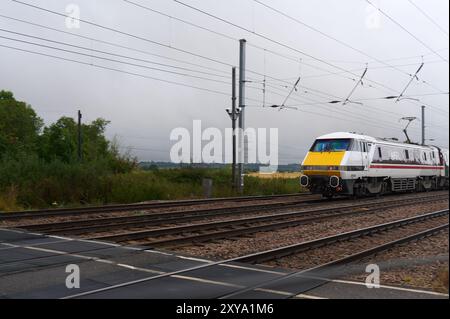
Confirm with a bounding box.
[172,275,243,288]
[2,242,163,275]
[49,235,76,241]
[144,249,173,256]
[254,288,292,296]
[177,255,212,263]
[0,239,70,251]
[295,293,327,299]
[77,239,121,247]
[171,276,303,298]
[221,263,287,275]
[3,230,446,299]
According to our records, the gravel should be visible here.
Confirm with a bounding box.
[173,199,449,260]
[344,231,449,293]
[265,216,448,270]
[0,194,319,227]
[78,194,446,239]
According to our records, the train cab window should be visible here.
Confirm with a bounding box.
[423,152,428,161]
[364,143,369,153]
[311,139,352,152]
[405,150,410,160]
[378,147,382,159]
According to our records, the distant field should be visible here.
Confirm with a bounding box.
[248,172,302,179]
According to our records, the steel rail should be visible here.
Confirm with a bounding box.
[19,193,447,236]
[87,195,448,246]
[0,193,312,220]
[64,209,449,299]
[12,197,329,233]
[235,209,449,264]
[220,223,450,299]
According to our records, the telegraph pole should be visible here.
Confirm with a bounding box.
[77,110,83,162]
[238,39,246,194]
[227,67,240,191]
[422,105,426,146]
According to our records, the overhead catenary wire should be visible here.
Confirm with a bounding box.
[0,13,378,110]
[172,0,448,96]
[254,79,448,131]
[255,74,449,132]
[0,41,276,108]
[0,28,230,80]
[366,0,449,63]
[280,59,445,81]
[407,0,449,38]
[0,43,231,97]
[170,0,449,115]
[125,0,416,101]
[0,14,232,77]
[120,0,372,91]
[10,0,235,68]
[7,2,333,96]
[296,48,449,65]
[1,3,382,116]
[0,35,233,85]
[0,44,440,143]
[247,81,429,134]
[6,1,446,140]
[11,0,448,119]
[251,0,447,93]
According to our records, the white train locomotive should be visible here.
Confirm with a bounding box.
[300,132,449,198]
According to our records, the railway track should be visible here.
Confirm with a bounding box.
[85,193,448,247]
[65,209,449,299]
[7,196,331,232]
[12,192,444,236]
[0,193,315,221]
[234,209,449,264]
[220,210,450,299]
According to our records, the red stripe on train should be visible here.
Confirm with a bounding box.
[370,165,445,170]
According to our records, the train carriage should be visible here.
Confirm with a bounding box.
[300,132,449,198]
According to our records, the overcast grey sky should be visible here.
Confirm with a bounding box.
[0,0,448,164]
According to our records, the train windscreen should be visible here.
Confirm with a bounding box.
[311,139,352,152]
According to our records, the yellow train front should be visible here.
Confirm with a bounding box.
[300,133,356,198]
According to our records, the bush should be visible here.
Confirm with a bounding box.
[0,163,302,211]
[0,153,134,209]
[0,186,21,212]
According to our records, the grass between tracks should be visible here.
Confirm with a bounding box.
[0,166,303,212]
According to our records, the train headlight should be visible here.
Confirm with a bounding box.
[300,175,309,187]
[330,176,340,188]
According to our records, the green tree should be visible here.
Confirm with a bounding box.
[0,90,43,156]
[39,117,112,163]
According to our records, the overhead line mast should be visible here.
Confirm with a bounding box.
[238,39,247,194]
